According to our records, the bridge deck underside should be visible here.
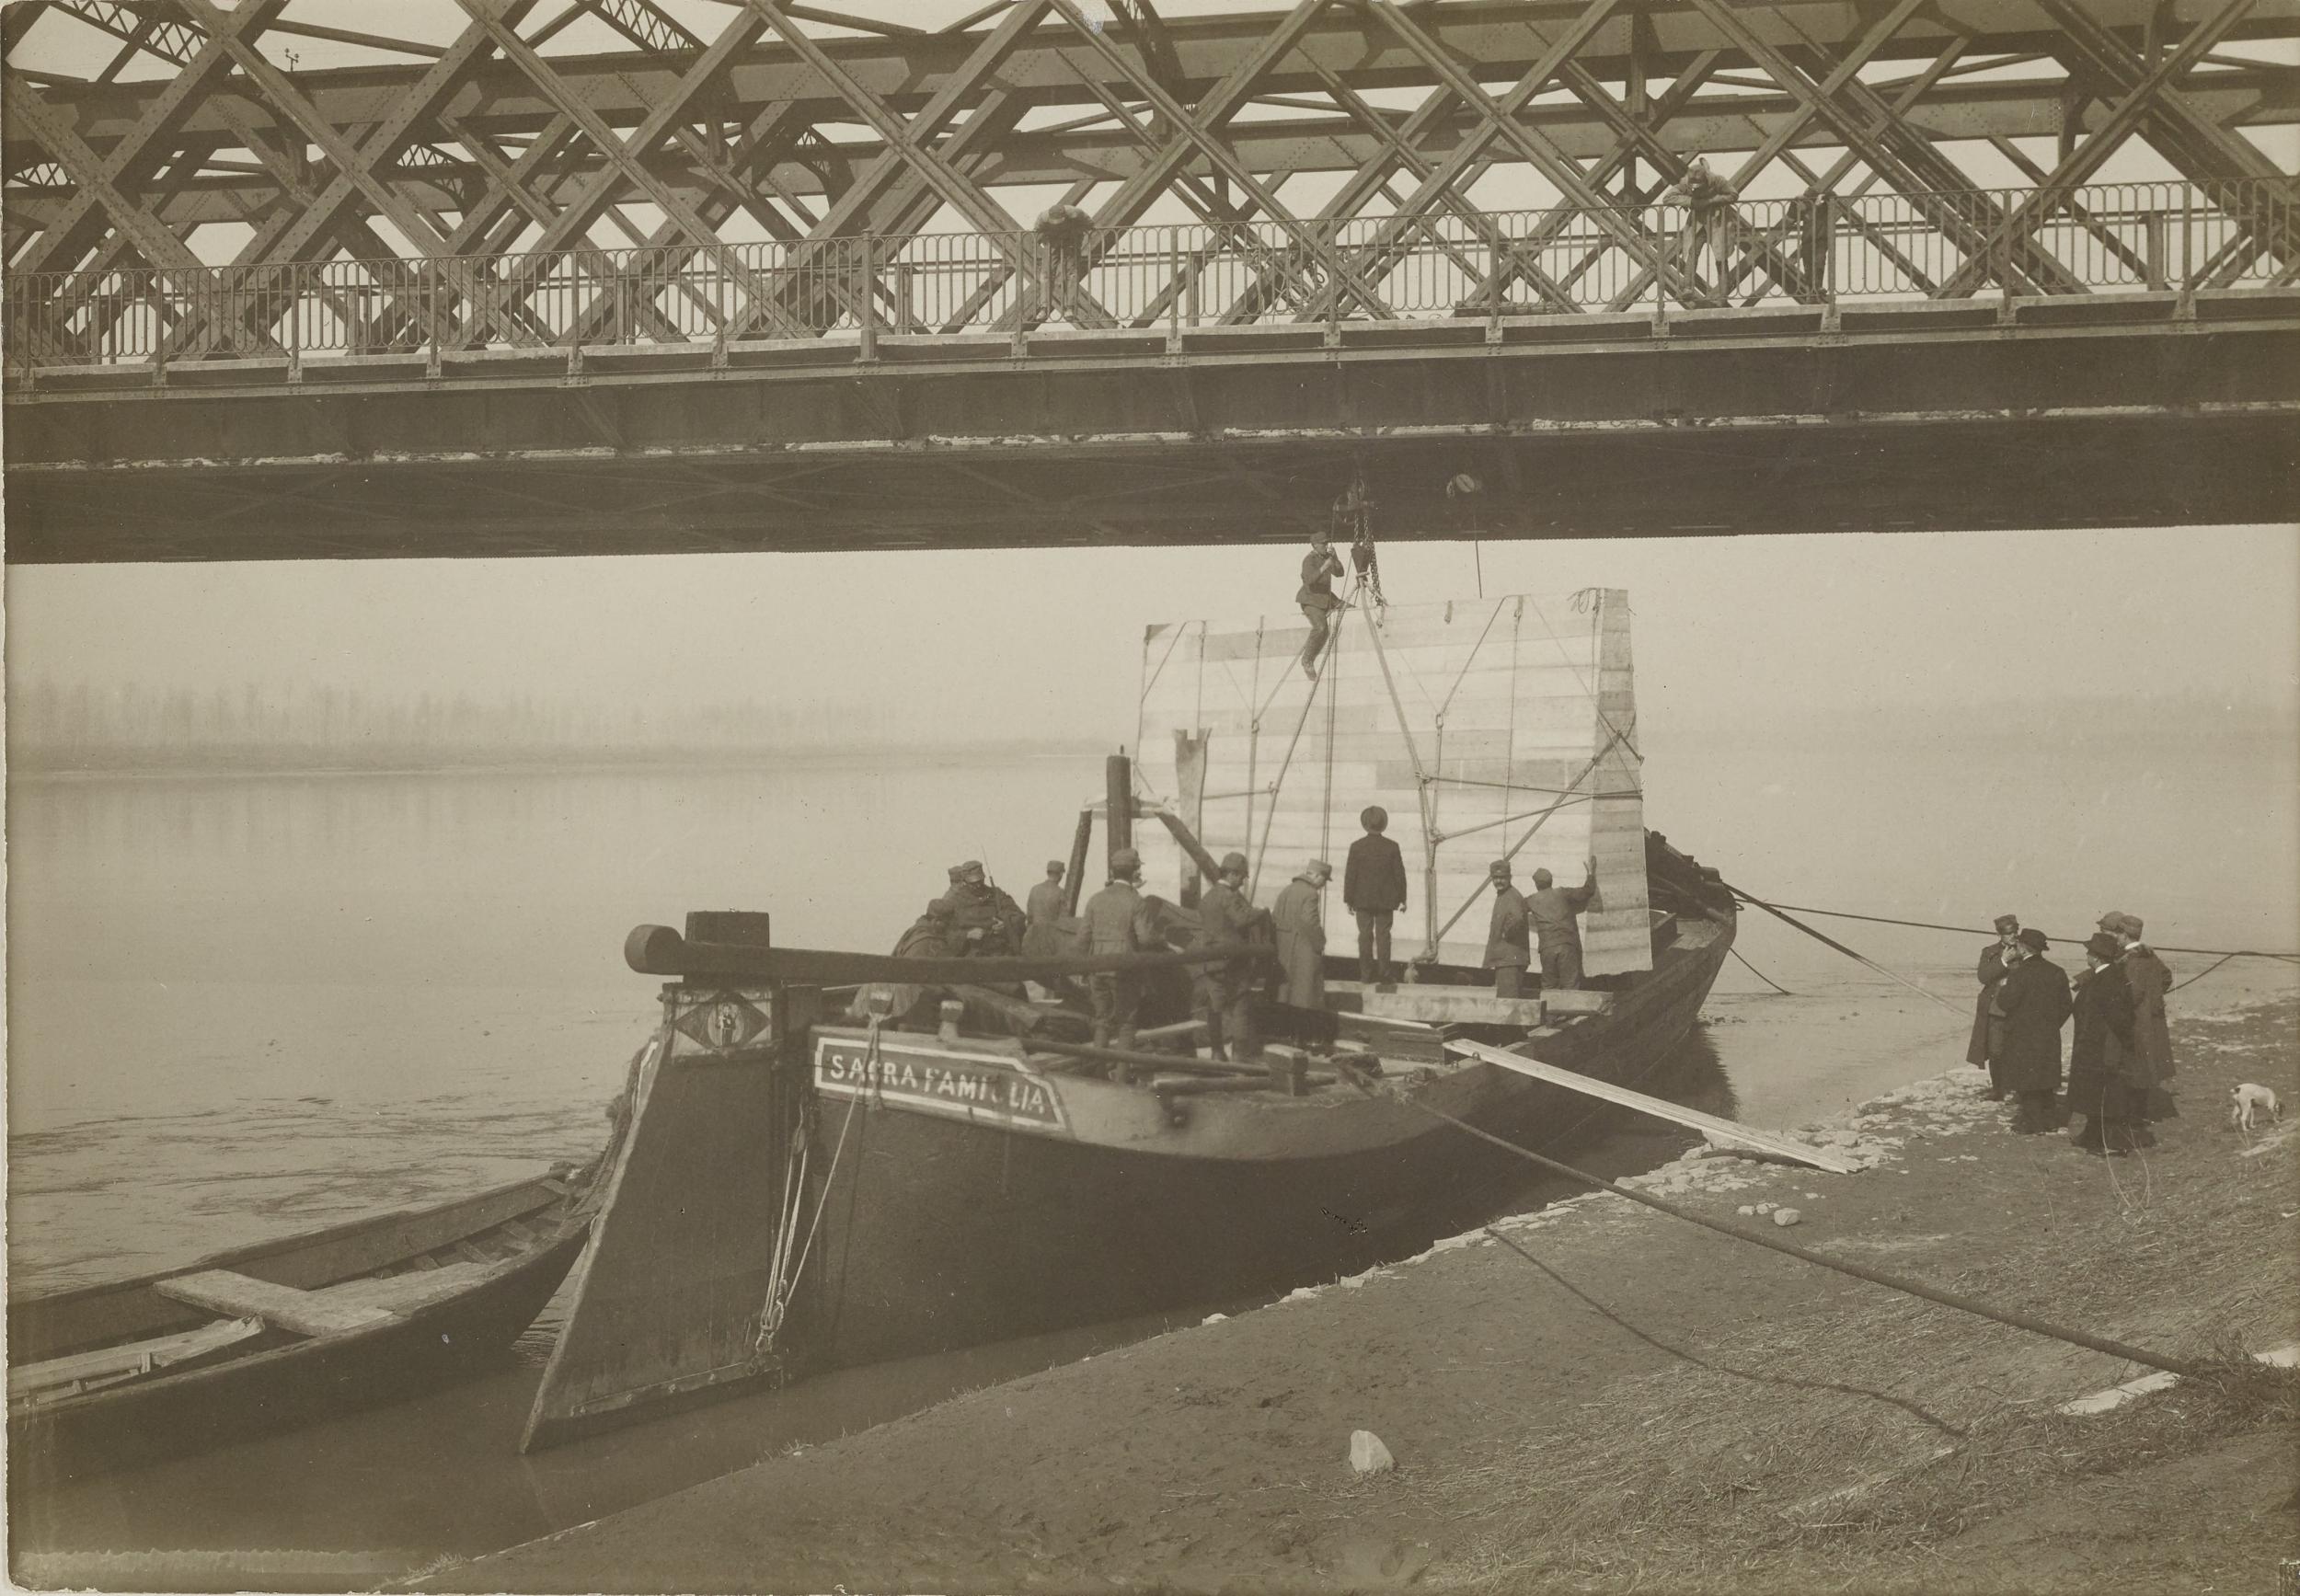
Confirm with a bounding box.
[9,293,2294,559]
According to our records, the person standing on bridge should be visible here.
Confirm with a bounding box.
[1297,533,1347,677]
[1344,805,1407,987]
[1527,858,1601,991]
[1668,154,1736,302]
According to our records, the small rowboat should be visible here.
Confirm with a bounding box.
[9,1170,593,1480]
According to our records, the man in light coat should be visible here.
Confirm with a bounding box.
[1079,847,1160,1058]
[1526,858,1600,990]
[1485,859,1532,998]
[1271,859,1332,1010]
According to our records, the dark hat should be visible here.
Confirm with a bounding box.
[1532,867,1555,889]
[2084,931,2122,960]
[2114,913,2144,937]
[1489,859,1512,878]
[1219,851,1249,877]
[2096,909,2127,932]
[959,859,985,880]
[1046,859,1066,876]
[1993,913,2020,934]
[1361,806,1388,832]
[1110,847,1142,877]
[2017,927,2050,953]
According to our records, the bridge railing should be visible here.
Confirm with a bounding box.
[6,180,2294,373]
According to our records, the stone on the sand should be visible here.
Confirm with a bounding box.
[1755,1202,1777,1215]
[1350,1430,1396,1475]
[1736,1205,1756,1217]
[1774,1208,1802,1227]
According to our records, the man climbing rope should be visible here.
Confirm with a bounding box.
[1296,532,1346,676]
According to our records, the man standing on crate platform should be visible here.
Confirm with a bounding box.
[1344,806,1407,987]
[1527,858,1601,991]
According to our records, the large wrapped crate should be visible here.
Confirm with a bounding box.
[1133,589,1649,977]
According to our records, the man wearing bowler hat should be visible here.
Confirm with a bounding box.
[1993,927,2072,1133]
[1343,805,1408,987]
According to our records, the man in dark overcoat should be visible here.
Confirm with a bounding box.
[1993,927,2072,1133]
[2068,931,2143,1154]
[2110,911,2178,1120]
[1970,913,2020,1089]
[1343,805,1408,986]
[1485,860,1532,998]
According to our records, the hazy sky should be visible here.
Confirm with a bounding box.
[6,525,2295,744]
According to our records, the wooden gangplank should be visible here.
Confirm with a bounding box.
[1443,1038,1858,1175]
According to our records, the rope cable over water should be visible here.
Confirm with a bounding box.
[1727,884,1966,1016]
[1726,899,2299,963]
[1360,1077,2205,1381]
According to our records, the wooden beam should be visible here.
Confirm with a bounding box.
[1446,1036,1858,1174]
[154,1269,401,1338]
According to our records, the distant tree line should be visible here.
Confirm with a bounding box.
[6,680,925,770]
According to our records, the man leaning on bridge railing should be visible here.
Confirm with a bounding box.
[1668,155,1739,305]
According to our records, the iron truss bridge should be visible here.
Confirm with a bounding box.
[4,0,2297,561]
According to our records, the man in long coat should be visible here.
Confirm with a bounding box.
[2069,931,2143,1154]
[940,860,1027,956]
[2110,911,2178,1119]
[1271,859,1332,1010]
[1485,859,1533,998]
[1969,913,2021,1086]
[1025,860,1068,936]
[1194,851,1266,1062]
[1993,927,2072,1133]
[1343,805,1408,986]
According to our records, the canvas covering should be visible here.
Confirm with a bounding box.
[1133,589,1650,977]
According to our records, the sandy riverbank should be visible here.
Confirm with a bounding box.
[429,978,2300,1595]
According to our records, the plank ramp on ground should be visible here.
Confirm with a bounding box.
[1444,1037,1858,1174]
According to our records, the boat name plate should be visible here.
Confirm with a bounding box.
[814,1036,1070,1133]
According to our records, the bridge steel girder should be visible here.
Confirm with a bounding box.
[8,296,2296,561]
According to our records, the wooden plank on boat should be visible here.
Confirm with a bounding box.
[1336,983,1614,1027]
[152,1271,399,1338]
[312,1260,497,1317]
[1443,1038,1860,1175]
[9,1317,265,1404]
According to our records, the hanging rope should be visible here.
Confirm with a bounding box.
[1730,945,1795,995]
[1708,897,2299,964]
[1363,1079,2204,1379]
[1727,884,1964,1016]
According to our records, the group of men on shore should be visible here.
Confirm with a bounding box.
[1970,910,2177,1154]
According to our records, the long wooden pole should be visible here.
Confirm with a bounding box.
[1064,807,1094,916]
[1107,750,1133,868]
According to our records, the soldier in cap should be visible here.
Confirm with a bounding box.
[1271,859,1333,1010]
[1079,846,1160,1058]
[1026,858,1069,936]
[1526,857,1600,990]
[1343,805,1409,986]
[1486,859,1533,997]
[1194,850,1267,1062]
[940,858,1027,956]
[1970,913,2021,1089]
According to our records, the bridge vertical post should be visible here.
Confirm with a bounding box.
[1818,195,1839,331]
[2178,186,2197,319]
[1995,190,2018,326]
[858,234,877,362]
[287,263,301,383]
[427,258,443,377]
[1167,230,1181,353]
[2145,207,2167,292]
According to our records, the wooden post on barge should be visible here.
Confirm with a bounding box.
[1106,750,1133,869]
[1064,808,1094,916]
[523,911,823,1451]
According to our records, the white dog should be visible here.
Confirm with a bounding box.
[2229,1083,2282,1132]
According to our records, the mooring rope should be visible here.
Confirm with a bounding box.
[1363,1077,2204,1379]
[1728,898,2299,964]
[1727,885,1964,1016]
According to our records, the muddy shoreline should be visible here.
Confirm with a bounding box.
[414,970,2300,1595]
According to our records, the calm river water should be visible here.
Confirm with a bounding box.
[9,734,2295,1586]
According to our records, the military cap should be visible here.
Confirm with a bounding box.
[1045,859,1066,876]
[1219,851,1249,877]
[1489,858,1513,878]
[1993,913,2020,934]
